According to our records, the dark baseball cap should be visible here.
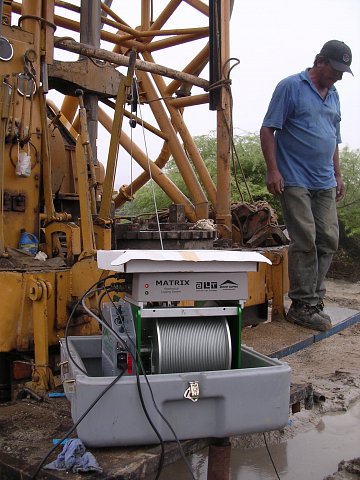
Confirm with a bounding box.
[320,40,353,75]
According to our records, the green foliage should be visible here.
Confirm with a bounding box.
[120,181,174,217]
[337,146,360,237]
[229,133,273,201]
[119,131,274,217]
[193,132,282,216]
[119,135,360,246]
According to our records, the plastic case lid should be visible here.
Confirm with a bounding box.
[97,249,272,273]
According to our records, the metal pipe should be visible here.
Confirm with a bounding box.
[165,44,209,95]
[54,37,209,90]
[143,51,216,207]
[215,0,232,241]
[98,107,196,221]
[207,438,231,480]
[0,0,3,37]
[150,0,181,32]
[141,0,151,31]
[60,95,78,123]
[98,52,135,221]
[168,93,209,108]
[80,0,100,164]
[135,67,209,219]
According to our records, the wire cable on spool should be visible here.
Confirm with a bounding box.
[153,317,232,374]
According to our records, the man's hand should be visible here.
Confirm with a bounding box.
[335,174,345,201]
[266,169,284,196]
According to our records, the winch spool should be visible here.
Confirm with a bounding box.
[152,317,232,374]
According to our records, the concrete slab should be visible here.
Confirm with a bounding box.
[242,298,360,359]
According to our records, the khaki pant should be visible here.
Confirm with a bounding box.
[280,187,339,305]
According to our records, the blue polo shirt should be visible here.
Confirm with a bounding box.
[262,70,341,189]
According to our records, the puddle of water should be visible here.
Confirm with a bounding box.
[160,401,360,479]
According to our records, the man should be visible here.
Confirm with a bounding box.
[260,40,353,331]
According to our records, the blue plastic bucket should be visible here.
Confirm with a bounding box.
[19,230,39,255]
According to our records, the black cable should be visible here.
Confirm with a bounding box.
[48,274,195,480]
[97,289,108,326]
[80,290,168,480]
[33,275,165,479]
[31,369,125,479]
[30,275,123,479]
[103,288,196,480]
[263,432,281,480]
[64,274,118,375]
[220,57,254,204]
[101,288,167,478]
[64,288,101,375]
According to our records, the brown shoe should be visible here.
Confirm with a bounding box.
[286,301,331,332]
[316,300,332,322]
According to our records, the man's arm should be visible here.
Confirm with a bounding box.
[333,145,345,201]
[260,126,284,196]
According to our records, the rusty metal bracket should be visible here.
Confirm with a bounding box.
[27,278,55,394]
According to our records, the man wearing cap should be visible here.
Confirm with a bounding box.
[260,40,353,331]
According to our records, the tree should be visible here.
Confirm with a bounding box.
[119,132,277,217]
[118,135,360,246]
[337,146,360,237]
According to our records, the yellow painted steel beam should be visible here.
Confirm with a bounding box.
[102,97,167,139]
[60,96,78,124]
[42,0,55,64]
[149,0,182,32]
[168,94,209,108]
[165,44,209,96]
[98,107,196,221]
[134,68,209,220]
[75,132,96,258]
[141,0,151,31]
[146,32,208,53]
[98,51,136,221]
[39,86,56,218]
[93,224,111,250]
[183,0,209,16]
[144,51,216,207]
[76,91,97,215]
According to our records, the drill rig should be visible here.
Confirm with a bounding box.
[0,0,288,401]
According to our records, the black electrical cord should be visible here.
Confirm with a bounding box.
[42,273,194,480]
[38,274,166,479]
[220,56,255,205]
[31,368,125,479]
[103,287,196,480]
[80,289,167,480]
[263,432,281,480]
[64,287,104,375]
[97,289,109,325]
[31,275,120,479]
[63,274,119,375]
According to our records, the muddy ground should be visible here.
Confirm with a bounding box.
[267,278,360,480]
[0,278,359,479]
[228,277,360,480]
[295,279,360,480]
